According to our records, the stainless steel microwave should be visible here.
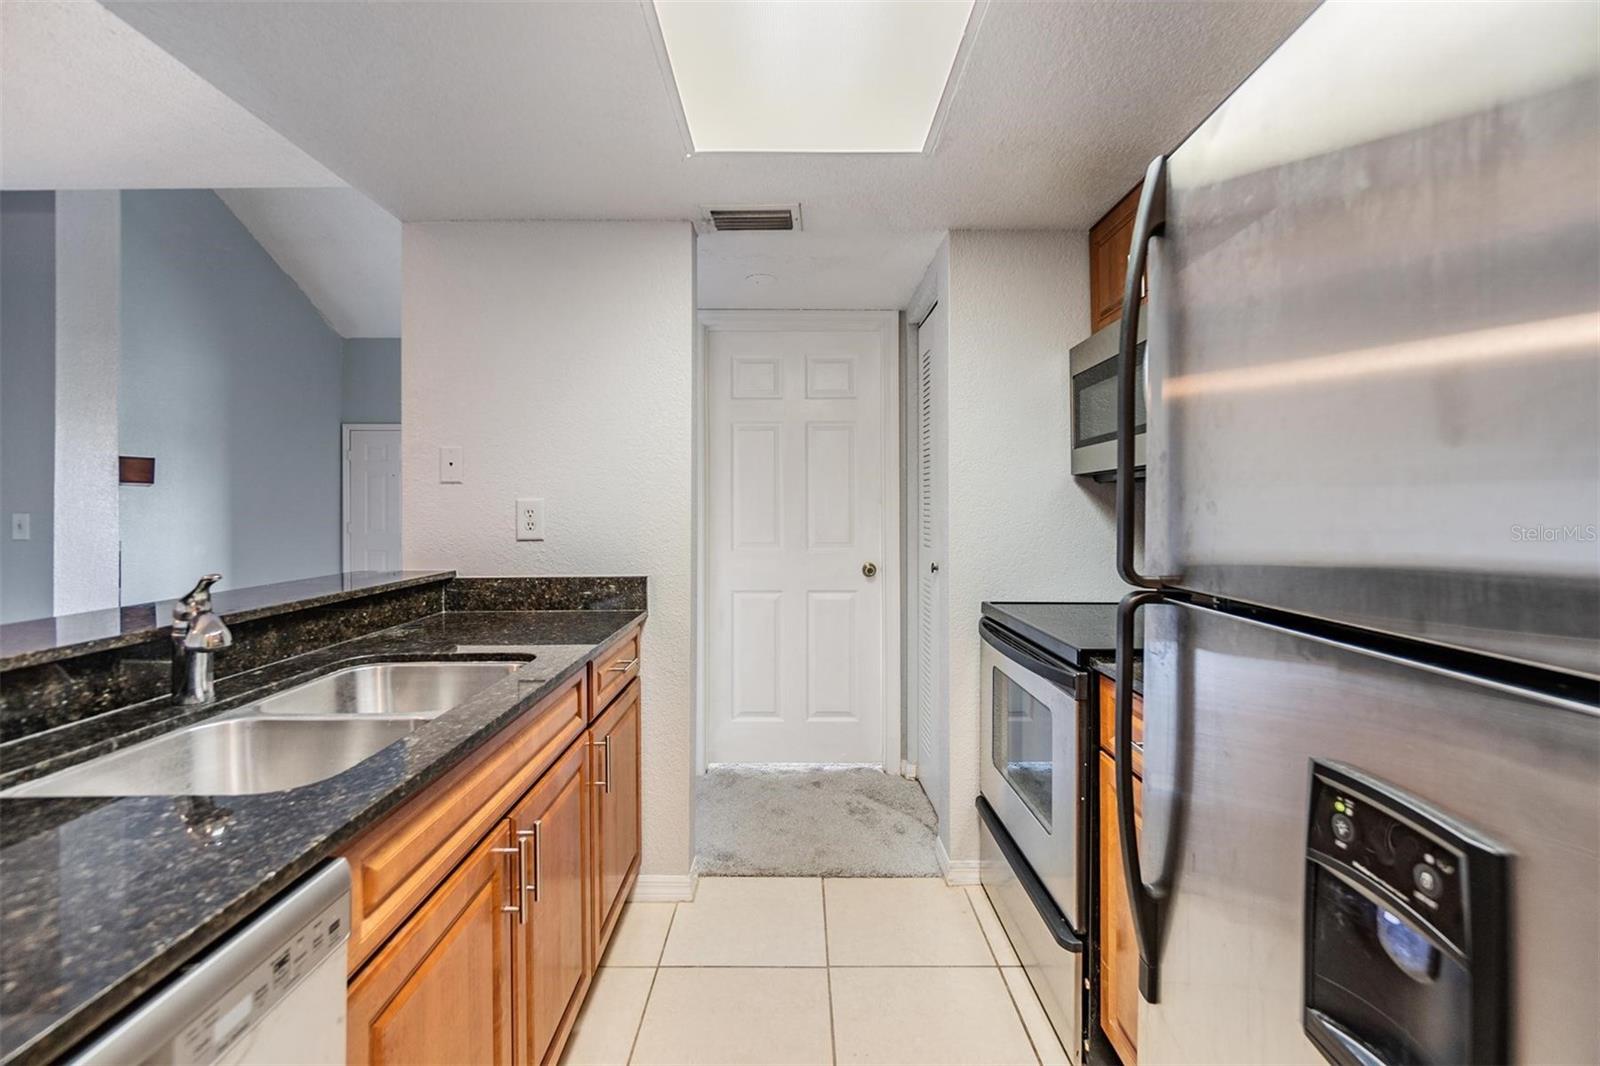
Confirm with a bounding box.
[1068,306,1145,480]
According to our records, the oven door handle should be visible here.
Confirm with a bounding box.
[979,618,1085,695]
[976,795,1083,953]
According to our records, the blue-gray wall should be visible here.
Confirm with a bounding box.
[119,190,344,604]
[0,192,56,623]
[342,337,401,424]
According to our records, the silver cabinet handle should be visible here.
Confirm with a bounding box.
[605,657,639,674]
[490,844,525,921]
[518,825,541,904]
[593,736,610,791]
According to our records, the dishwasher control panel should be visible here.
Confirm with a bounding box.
[168,895,347,1065]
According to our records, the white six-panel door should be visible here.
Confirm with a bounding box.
[343,425,401,571]
[706,313,895,765]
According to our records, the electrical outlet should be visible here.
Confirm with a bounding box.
[10,513,30,541]
[515,498,545,541]
[439,446,463,483]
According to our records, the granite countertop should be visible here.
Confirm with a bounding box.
[0,608,643,1065]
[0,570,455,671]
[1088,653,1144,696]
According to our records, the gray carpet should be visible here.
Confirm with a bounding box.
[696,766,941,877]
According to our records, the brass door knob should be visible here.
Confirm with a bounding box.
[862,561,878,578]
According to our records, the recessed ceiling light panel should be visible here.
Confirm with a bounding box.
[651,0,977,154]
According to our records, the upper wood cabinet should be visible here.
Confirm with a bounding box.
[511,739,590,1066]
[1089,183,1145,334]
[347,825,518,1066]
[592,678,642,957]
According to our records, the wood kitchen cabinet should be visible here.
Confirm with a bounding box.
[1089,182,1145,333]
[511,739,590,1066]
[591,677,642,957]
[1097,674,1143,1066]
[347,826,517,1066]
[343,626,645,1066]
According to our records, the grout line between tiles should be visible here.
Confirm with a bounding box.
[624,902,678,1065]
[996,966,1047,1066]
[963,885,1005,967]
[822,879,838,1065]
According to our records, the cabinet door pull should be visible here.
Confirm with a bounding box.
[518,826,541,905]
[490,845,524,921]
[604,657,639,674]
[593,737,610,791]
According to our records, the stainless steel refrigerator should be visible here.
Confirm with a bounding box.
[1107,2,1599,1062]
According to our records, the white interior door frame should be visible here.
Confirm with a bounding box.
[696,309,902,773]
[341,422,401,571]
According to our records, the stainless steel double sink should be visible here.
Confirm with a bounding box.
[1,661,525,799]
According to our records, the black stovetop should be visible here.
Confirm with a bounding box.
[980,601,1132,667]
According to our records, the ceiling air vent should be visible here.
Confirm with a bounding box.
[698,203,803,234]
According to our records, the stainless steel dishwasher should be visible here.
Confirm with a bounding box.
[73,860,350,1066]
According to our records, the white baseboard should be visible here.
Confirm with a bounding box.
[936,836,980,886]
[900,759,918,779]
[630,856,701,902]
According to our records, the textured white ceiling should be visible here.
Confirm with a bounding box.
[217,188,401,338]
[697,231,946,310]
[105,0,1315,229]
[0,0,341,190]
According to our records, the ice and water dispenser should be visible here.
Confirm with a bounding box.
[1303,761,1509,1065]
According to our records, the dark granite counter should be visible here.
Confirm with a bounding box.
[0,608,644,1065]
[0,571,454,671]
[1088,653,1143,696]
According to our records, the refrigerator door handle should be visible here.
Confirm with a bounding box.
[1117,154,1168,590]
[1117,589,1168,1002]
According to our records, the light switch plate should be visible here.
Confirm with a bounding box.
[515,498,545,541]
[10,513,29,541]
[439,446,463,483]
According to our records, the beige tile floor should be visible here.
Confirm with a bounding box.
[561,878,1071,1066]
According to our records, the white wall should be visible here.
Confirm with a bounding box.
[53,190,121,616]
[402,220,697,884]
[939,230,1128,863]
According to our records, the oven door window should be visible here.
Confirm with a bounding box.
[991,667,1053,830]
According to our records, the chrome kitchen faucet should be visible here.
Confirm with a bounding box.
[171,574,233,705]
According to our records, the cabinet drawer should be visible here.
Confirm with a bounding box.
[1096,674,1143,779]
[589,628,641,717]
[342,677,587,971]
